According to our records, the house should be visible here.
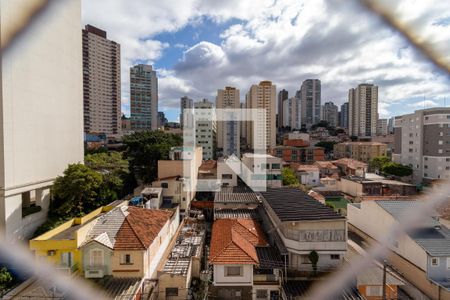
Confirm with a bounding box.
[271,146,325,164]
[29,204,122,274]
[314,161,340,179]
[197,160,220,191]
[260,188,347,274]
[152,147,203,211]
[332,158,368,177]
[209,218,283,300]
[157,218,205,300]
[340,176,383,198]
[241,153,282,189]
[217,156,241,187]
[129,187,163,209]
[319,176,340,191]
[348,200,450,299]
[289,163,320,186]
[80,206,179,279]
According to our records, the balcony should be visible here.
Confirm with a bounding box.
[253,273,279,284]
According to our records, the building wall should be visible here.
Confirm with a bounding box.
[0,0,84,239]
[83,242,113,276]
[111,249,144,278]
[194,99,216,160]
[157,272,190,300]
[217,160,239,187]
[298,170,320,186]
[213,264,253,286]
[358,284,398,300]
[217,87,240,157]
[348,84,378,137]
[300,79,321,127]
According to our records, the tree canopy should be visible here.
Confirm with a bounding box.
[123,131,183,183]
[382,162,413,177]
[282,167,299,186]
[315,141,338,154]
[369,156,391,172]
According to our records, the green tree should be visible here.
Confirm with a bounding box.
[308,250,319,274]
[315,141,337,154]
[382,162,413,177]
[51,164,103,216]
[123,131,183,183]
[282,167,299,186]
[369,156,391,172]
[0,267,13,291]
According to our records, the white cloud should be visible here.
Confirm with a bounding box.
[82,0,450,118]
[407,99,439,108]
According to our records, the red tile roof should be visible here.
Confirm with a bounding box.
[209,219,268,265]
[114,207,174,250]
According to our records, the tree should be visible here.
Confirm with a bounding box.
[123,131,183,183]
[315,141,337,154]
[0,267,13,291]
[282,167,299,186]
[308,250,319,274]
[51,164,103,216]
[382,162,413,177]
[369,156,390,172]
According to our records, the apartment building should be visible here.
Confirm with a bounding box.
[245,81,277,150]
[334,142,387,163]
[130,64,158,131]
[322,101,339,127]
[180,96,194,128]
[299,79,321,128]
[377,118,388,136]
[348,84,378,137]
[348,200,450,299]
[277,89,288,129]
[393,107,450,183]
[282,97,300,129]
[271,146,325,164]
[216,87,240,157]
[194,99,216,160]
[241,153,282,189]
[0,0,84,239]
[82,25,121,135]
[340,102,349,129]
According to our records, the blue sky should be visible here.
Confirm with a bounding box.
[82,0,450,122]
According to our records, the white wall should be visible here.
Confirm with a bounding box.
[213,264,253,286]
[0,0,84,239]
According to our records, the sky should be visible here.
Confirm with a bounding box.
[81,0,450,122]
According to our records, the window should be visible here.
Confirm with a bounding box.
[90,249,103,267]
[256,289,268,299]
[121,254,132,265]
[222,174,233,179]
[61,252,73,267]
[161,182,168,188]
[431,257,439,267]
[330,254,340,260]
[366,286,382,297]
[166,288,178,296]
[272,163,281,169]
[225,266,243,276]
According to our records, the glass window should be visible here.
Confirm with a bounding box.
[161,182,168,188]
[256,289,268,299]
[121,254,132,265]
[330,254,340,260]
[90,249,103,267]
[431,257,439,267]
[272,163,281,169]
[225,266,243,276]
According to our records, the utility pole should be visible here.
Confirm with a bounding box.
[382,259,387,300]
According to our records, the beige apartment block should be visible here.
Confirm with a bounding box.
[216,87,240,157]
[0,0,84,239]
[245,81,276,150]
[334,142,387,163]
[82,25,121,135]
[348,84,378,137]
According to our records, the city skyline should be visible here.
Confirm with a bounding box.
[82,0,450,122]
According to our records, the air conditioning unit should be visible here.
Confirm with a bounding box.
[85,269,104,278]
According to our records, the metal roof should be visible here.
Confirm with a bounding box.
[255,247,285,269]
[261,188,345,222]
[214,186,261,203]
[214,209,260,220]
[376,200,450,256]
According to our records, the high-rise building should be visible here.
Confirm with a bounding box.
[340,102,349,129]
[180,96,194,128]
[282,97,300,129]
[322,101,339,127]
[0,0,84,239]
[348,84,378,137]
[157,111,168,128]
[245,81,277,150]
[277,89,288,129]
[82,25,121,135]
[376,118,388,136]
[387,117,395,134]
[130,64,158,131]
[216,87,240,157]
[194,99,216,160]
[393,107,450,183]
[299,79,321,128]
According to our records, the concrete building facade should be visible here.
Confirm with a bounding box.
[0,0,84,239]
[299,79,321,128]
[277,89,288,129]
[216,87,240,157]
[349,84,378,137]
[393,108,450,183]
[82,25,121,135]
[334,142,387,163]
[130,64,158,131]
[180,96,193,128]
[322,101,339,127]
[194,99,216,160]
[377,118,388,136]
[340,102,349,129]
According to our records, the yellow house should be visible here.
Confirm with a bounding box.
[29,204,120,274]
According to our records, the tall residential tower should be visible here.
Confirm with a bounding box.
[216,87,240,157]
[348,83,378,137]
[299,79,321,128]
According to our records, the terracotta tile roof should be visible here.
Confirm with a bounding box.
[209,219,268,265]
[333,158,367,169]
[199,160,217,173]
[291,163,319,172]
[314,161,338,169]
[114,207,174,250]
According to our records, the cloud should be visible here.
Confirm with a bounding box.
[82,0,450,118]
[407,99,439,108]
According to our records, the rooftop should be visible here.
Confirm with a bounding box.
[333,158,368,169]
[209,219,268,265]
[260,188,344,222]
[94,276,142,300]
[214,186,261,204]
[290,163,319,172]
[314,161,339,169]
[376,200,450,256]
[198,160,217,173]
[214,208,260,220]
